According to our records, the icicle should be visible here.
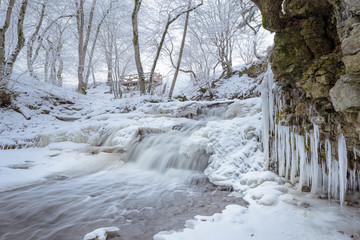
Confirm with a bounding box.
[349,168,356,191]
[325,139,332,200]
[278,126,286,177]
[297,134,307,191]
[290,130,298,184]
[322,163,327,194]
[285,127,291,179]
[269,76,274,132]
[358,170,360,192]
[310,124,320,194]
[261,66,273,169]
[338,133,348,206]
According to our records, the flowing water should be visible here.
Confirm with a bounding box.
[0,103,244,240]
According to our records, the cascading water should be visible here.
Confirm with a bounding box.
[0,102,245,240]
[261,67,359,206]
[128,129,209,173]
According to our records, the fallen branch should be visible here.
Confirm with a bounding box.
[55,116,81,121]
[11,105,31,120]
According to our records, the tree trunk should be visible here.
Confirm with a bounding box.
[55,31,64,87]
[0,0,16,96]
[44,45,50,83]
[91,66,96,86]
[76,0,96,94]
[27,1,46,80]
[148,22,170,94]
[148,2,203,94]
[0,0,28,106]
[132,0,146,95]
[169,4,191,99]
[84,2,112,89]
[114,43,122,98]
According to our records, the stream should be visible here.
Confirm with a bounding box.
[0,102,247,240]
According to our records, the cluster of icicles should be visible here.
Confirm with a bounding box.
[261,67,360,206]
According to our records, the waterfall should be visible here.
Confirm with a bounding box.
[124,104,233,173]
[127,129,209,173]
[261,67,356,206]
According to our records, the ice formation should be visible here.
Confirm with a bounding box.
[261,67,358,206]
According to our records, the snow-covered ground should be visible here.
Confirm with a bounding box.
[1,75,360,239]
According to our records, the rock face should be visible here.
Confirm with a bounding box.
[252,0,360,188]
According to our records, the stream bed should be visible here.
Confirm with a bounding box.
[0,163,242,240]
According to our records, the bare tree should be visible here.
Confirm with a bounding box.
[26,0,74,82]
[192,0,242,78]
[0,0,28,106]
[168,2,191,99]
[75,0,96,94]
[147,1,203,93]
[83,2,113,89]
[131,0,146,95]
[238,0,263,61]
[43,22,69,87]
[26,0,46,80]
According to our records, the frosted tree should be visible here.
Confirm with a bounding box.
[168,1,192,99]
[237,0,264,64]
[26,0,46,80]
[0,0,28,106]
[99,1,133,98]
[26,0,74,82]
[192,0,242,78]
[147,0,203,93]
[131,0,146,95]
[131,0,202,95]
[42,21,71,87]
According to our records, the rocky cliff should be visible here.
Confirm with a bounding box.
[253,0,360,196]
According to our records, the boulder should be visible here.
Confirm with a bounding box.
[330,74,360,113]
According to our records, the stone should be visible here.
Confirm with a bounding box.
[311,116,326,125]
[270,27,313,81]
[284,0,331,18]
[302,80,331,99]
[329,74,360,113]
[341,25,360,55]
[315,74,331,85]
[300,17,333,57]
[252,0,284,32]
[344,0,360,15]
[343,52,360,73]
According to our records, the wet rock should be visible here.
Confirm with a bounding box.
[342,25,360,55]
[283,0,331,18]
[270,27,313,81]
[300,17,333,57]
[330,74,360,113]
[302,80,331,99]
[343,52,360,73]
[301,186,311,192]
[344,0,360,15]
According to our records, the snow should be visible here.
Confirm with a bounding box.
[83,227,119,240]
[155,175,360,240]
[155,199,358,240]
[1,70,360,240]
[212,73,260,99]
